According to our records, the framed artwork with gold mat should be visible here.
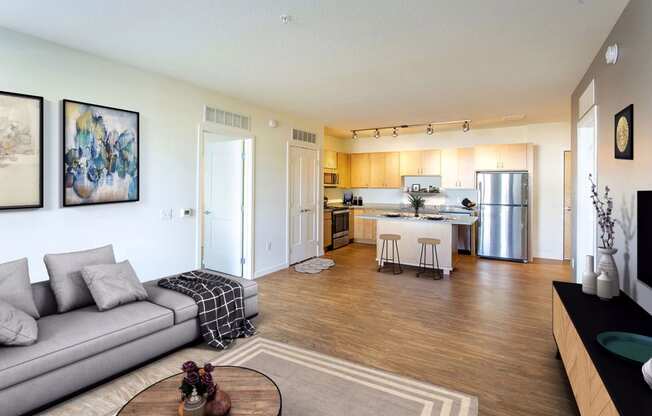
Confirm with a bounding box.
[614,104,633,160]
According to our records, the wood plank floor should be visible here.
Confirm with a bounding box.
[253,243,578,416]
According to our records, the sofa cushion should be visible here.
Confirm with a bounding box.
[82,260,148,311]
[31,281,58,318]
[0,299,38,346]
[44,245,116,313]
[0,258,40,318]
[0,301,172,390]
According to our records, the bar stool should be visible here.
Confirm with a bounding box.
[417,238,442,279]
[378,234,403,274]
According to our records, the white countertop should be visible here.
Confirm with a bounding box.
[357,214,477,226]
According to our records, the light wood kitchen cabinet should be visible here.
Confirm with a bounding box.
[474,144,527,171]
[399,151,422,176]
[337,152,351,188]
[384,152,402,188]
[323,150,338,170]
[353,208,376,243]
[421,149,441,175]
[441,147,475,188]
[351,153,370,188]
[369,153,386,188]
[323,210,332,248]
[348,209,355,242]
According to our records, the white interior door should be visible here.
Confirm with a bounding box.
[203,135,244,276]
[576,106,597,282]
[289,145,318,264]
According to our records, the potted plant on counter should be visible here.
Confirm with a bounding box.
[408,193,425,217]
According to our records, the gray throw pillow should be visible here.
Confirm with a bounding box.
[0,299,38,346]
[44,245,116,313]
[81,260,148,311]
[0,258,40,318]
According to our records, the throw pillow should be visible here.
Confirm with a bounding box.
[44,245,116,313]
[0,299,38,346]
[0,258,40,318]
[81,260,148,311]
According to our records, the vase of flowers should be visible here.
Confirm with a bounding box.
[179,361,231,416]
[407,193,425,217]
[589,174,619,297]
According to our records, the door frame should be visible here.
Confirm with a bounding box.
[574,105,598,283]
[196,122,255,280]
[563,150,572,261]
[286,141,321,265]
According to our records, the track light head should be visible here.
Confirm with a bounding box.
[462,121,470,132]
[392,127,398,137]
[426,124,434,135]
[374,129,381,139]
[352,131,358,140]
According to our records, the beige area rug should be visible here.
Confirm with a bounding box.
[39,337,478,416]
[293,257,336,274]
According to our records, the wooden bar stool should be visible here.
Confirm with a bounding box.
[378,234,403,275]
[417,237,442,279]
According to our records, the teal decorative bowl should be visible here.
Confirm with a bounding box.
[596,331,652,363]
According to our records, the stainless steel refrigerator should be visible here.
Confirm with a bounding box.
[476,171,529,262]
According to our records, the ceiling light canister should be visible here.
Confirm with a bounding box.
[352,131,358,140]
[392,127,398,137]
[426,124,434,135]
[463,121,470,132]
[374,129,381,139]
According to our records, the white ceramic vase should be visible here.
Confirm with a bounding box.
[581,255,597,295]
[597,247,619,297]
[643,359,652,390]
[596,271,613,300]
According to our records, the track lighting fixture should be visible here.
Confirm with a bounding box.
[349,119,472,139]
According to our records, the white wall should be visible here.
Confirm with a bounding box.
[0,28,322,282]
[348,123,570,259]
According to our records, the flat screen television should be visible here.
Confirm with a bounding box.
[638,191,652,287]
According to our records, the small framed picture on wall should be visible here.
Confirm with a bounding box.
[614,104,633,160]
[411,184,420,192]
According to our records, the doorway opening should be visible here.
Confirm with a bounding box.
[288,143,320,265]
[575,106,597,282]
[198,130,254,279]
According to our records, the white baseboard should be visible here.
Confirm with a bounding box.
[254,262,289,279]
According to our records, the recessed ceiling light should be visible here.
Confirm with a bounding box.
[392,127,398,137]
[374,129,381,139]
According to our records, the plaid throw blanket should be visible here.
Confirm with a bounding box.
[158,270,255,349]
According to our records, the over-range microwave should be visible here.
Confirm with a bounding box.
[324,172,339,187]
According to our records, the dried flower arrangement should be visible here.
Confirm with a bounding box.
[589,174,615,249]
[180,361,217,400]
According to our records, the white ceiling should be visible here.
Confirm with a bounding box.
[0,0,628,131]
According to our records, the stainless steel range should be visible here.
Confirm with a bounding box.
[331,208,350,249]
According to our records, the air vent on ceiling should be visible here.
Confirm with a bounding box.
[204,105,250,130]
[292,128,317,144]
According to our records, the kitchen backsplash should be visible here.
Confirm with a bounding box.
[326,176,478,206]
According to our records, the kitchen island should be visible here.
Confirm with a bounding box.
[356,213,478,275]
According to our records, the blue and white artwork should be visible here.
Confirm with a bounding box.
[63,100,139,206]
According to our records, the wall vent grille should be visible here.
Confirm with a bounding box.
[204,105,250,130]
[292,128,317,144]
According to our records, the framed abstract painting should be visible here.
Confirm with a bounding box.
[0,91,44,210]
[63,99,139,207]
[614,104,633,160]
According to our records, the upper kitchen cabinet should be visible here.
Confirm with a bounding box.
[384,152,402,188]
[337,152,351,188]
[399,151,422,176]
[474,144,527,171]
[421,149,441,175]
[323,149,338,170]
[369,153,386,188]
[441,148,475,188]
[351,153,370,188]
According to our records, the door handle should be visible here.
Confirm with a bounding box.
[204,210,212,215]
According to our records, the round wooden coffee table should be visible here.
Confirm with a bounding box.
[117,366,282,415]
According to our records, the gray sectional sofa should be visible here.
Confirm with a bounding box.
[0,272,258,416]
